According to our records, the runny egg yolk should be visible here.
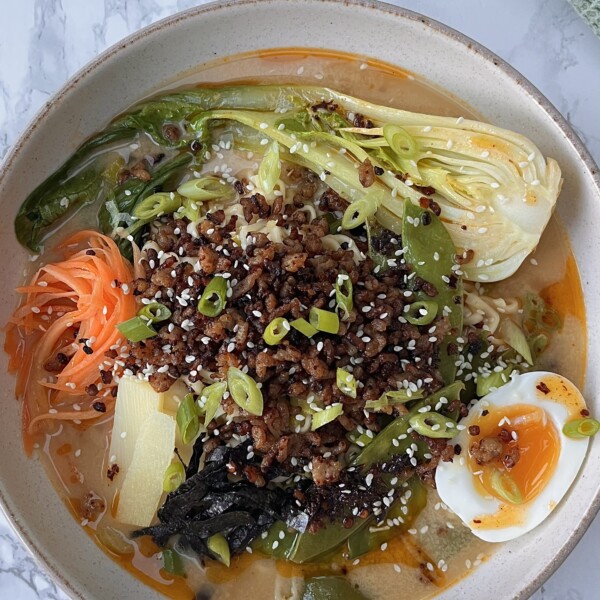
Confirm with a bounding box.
[468,404,561,505]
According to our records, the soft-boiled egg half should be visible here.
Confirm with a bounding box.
[435,371,591,542]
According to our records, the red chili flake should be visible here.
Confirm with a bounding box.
[468,425,481,436]
[581,409,590,417]
[106,464,119,481]
[482,409,489,416]
[536,382,550,394]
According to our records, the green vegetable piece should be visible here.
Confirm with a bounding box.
[176,393,200,445]
[162,548,185,576]
[498,319,534,365]
[227,367,264,416]
[365,388,425,411]
[355,382,464,468]
[563,418,600,439]
[335,273,353,320]
[199,381,227,426]
[290,318,319,338]
[402,200,462,384]
[309,307,340,334]
[383,124,418,159]
[409,411,458,439]
[198,275,228,317]
[258,140,281,195]
[116,316,157,342]
[163,461,185,493]
[311,403,344,431]
[405,300,438,325]
[288,515,371,563]
[207,533,231,567]
[263,317,291,345]
[347,477,426,560]
[476,367,513,397]
[133,191,182,222]
[138,302,172,324]
[302,577,369,600]
[252,521,298,559]
[177,176,235,202]
[346,428,375,448]
[490,469,524,505]
[336,368,357,398]
[342,197,378,230]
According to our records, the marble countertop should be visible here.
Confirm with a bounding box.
[0,0,599,598]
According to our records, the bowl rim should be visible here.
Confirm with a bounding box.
[1,1,599,599]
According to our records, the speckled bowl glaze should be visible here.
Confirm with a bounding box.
[1,1,599,599]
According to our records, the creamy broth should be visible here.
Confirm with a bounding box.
[23,49,586,600]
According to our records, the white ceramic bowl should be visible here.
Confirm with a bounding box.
[1,1,599,599]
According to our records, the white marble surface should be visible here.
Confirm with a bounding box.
[0,0,599,598]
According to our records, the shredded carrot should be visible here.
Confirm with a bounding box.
[4,231,137,453]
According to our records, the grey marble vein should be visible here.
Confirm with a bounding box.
[0,0,599,599]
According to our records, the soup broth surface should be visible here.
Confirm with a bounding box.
[27,49,586,600]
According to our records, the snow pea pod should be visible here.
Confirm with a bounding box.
[353,382,465,469]
[402,199,463,384]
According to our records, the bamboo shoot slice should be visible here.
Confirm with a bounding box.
[116,412,176,527]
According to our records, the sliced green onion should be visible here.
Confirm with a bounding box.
[227,367,263,416]
[199,381,227,425]
[290,318,318,338]
[179,198,201,222]
[311,403,344,431]
[309,307,340,334]
[529,332,549,360]
[162,548,185,576]
[176,393,200,445]
[365,388,425,411]
[207,533,231,567]
[177,176,235,202]
[335,273,353,320]
[490,469,524,505]
[405,301,438,326]
[409,412,457,439]
[498,318,533,365]
[263,317,290,345]
[383,124,418,159]
[341,197,378,230]
[563,418,600,439]
[329,218,342,234]
[163,461,185,493]
[476,367,513,397]
[336,368,357,399]
[346,428,375,448]
[133,192,182,221]
[138,302,172,324]
[258,140,281,195]
[198,276,227,317]
[116,316,157,342]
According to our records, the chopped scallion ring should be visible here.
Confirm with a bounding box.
[207,533,231,567]
[198,275,227,317]
[365,388,425,411]
[133,192,182,222]
[176,393,200,445]
[138,302,172,324]
[563,417,600,439]
[311,403,344,431]
[290,318,318,338]
[405,300,438,326]
[199,381,227,426]
[409,411,457,438]
[309,307,339,334]
[335,273,353,320]
[341,197,378,230]
[263,317,290,345]
[116,316,157,342]
[336,368,357,398]
[163,461,185,493]
[177,176,235,202]
[227,367,264,416]
[162,548,185,576]
[490,468,524,505]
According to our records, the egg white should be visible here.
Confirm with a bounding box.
[435,371,589,542]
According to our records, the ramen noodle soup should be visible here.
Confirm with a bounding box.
[4,50,593,600]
